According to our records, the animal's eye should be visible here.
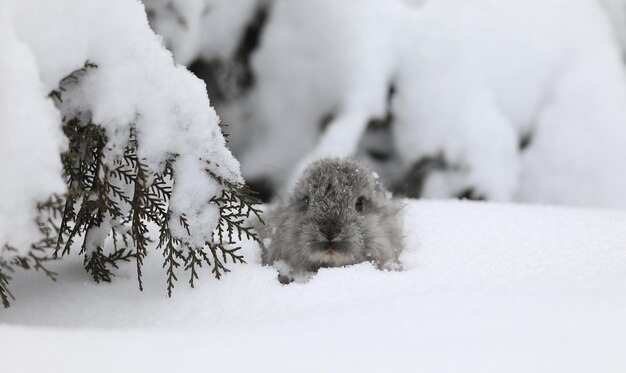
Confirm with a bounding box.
[355,196,365,212]
[300,195,309,208]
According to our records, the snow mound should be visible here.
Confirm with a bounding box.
[2,200,626,372]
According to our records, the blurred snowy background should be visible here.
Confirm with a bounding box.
[145,0,626,206]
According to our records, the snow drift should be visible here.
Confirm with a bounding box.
[2,200,626,372]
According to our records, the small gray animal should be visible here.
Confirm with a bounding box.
[261,158,404,283]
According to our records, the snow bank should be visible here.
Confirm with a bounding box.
[2,200,626,372]
[0,0,242,253]
[239,0,626,208]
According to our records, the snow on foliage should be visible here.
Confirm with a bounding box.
[0,0,242,256]
[238,0,626,208]
[0,3,66,253]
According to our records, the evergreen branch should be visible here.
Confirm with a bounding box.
[48,60,98,103]
[183,249,201,288]
[179,214,191,236]
[0,252,15,308]
[84,247,114,283]
[219,245,245,265]
[131,150,149,291]
[161,236,183,297]
[1,242,58,308]
[84,246,135,283]
[207,244,230,280]
[109,163,137,184]
[19,249,58,282]
[54,193,77,258]
[0,271,14,309]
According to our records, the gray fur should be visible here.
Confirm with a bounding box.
[261,158,404,282]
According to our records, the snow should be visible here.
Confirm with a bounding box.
[2,200,626,372]
[0,2,66,253]
[236,0,626,208]
[0,0,242,253]
[600,0,626,53]
[143,0,262,65]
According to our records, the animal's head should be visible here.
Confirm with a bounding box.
[289,158,387,266]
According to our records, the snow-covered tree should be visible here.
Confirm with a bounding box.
[145,0,626,207]
[0,0,261,308]
[234,0,626,208]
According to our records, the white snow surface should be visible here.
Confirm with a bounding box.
[2,200,626,372]
[0,0,242,253]
[239,0,626,208]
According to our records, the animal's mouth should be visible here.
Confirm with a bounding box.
[310,240,353,266]
[313,249,345,265]
[321,249,341,260]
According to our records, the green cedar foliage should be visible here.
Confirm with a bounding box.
[0,61,262,308]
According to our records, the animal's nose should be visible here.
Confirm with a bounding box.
[319,221,341,240]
